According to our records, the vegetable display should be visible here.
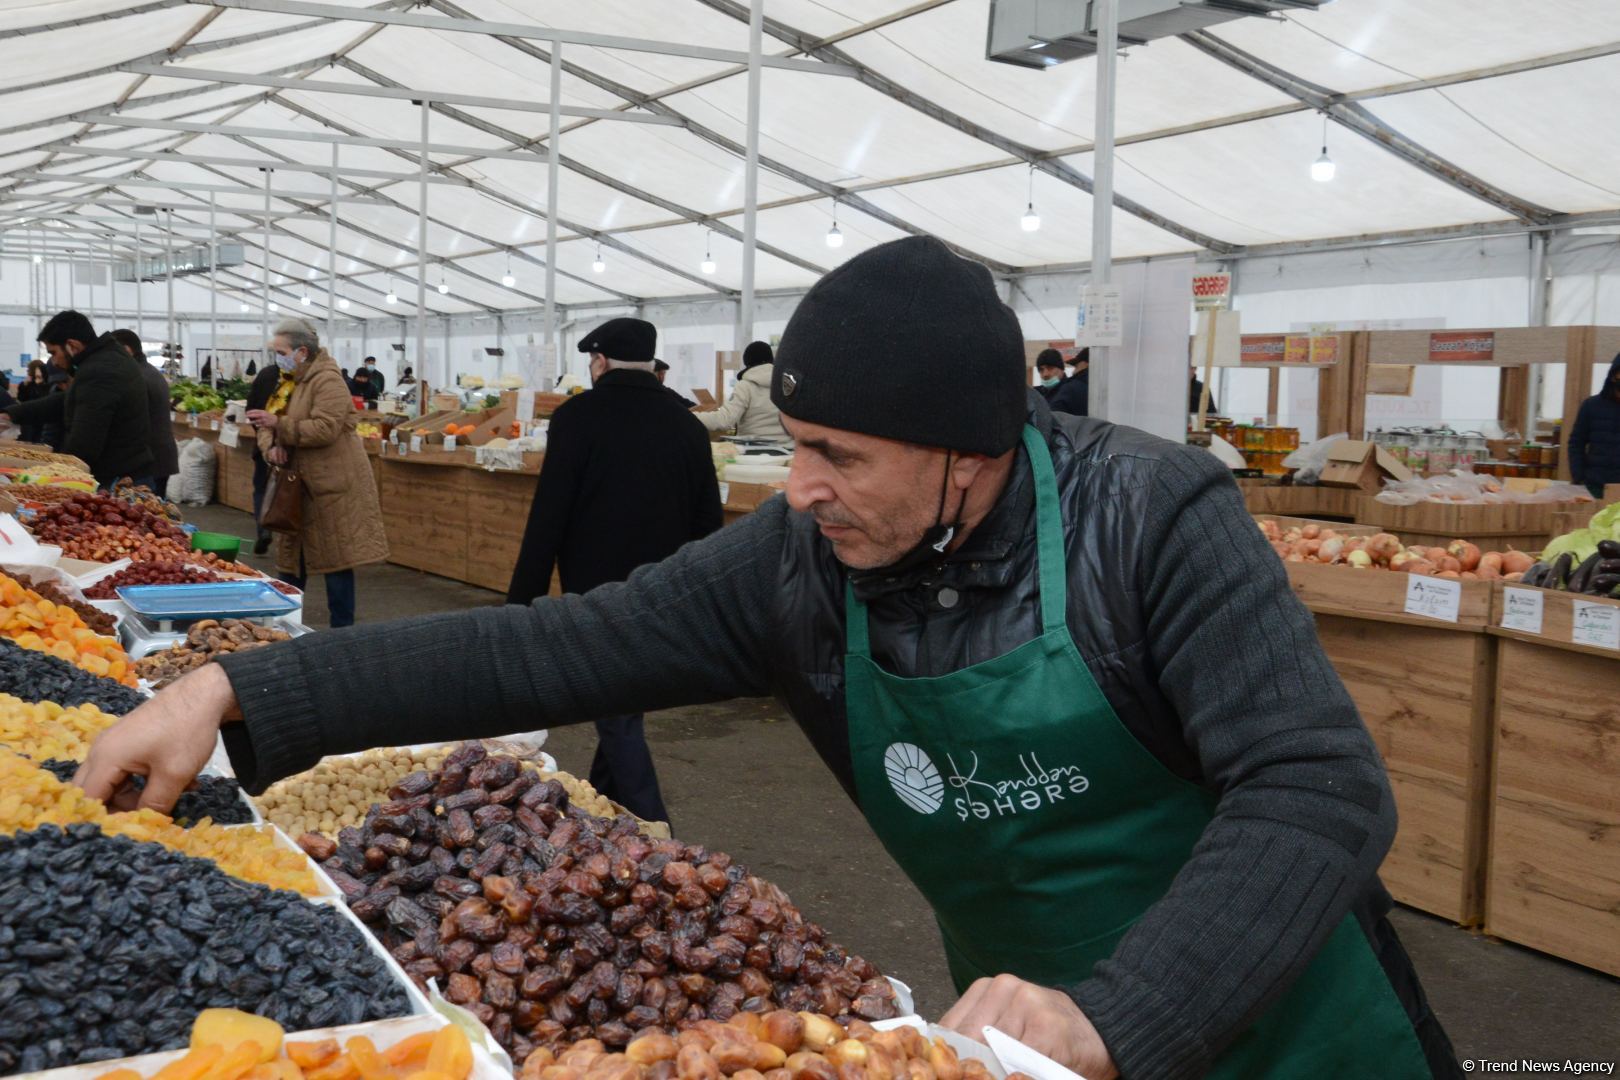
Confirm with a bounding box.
[0,824,411,1075]
[1257,520,1536,581]
[1538,502,1620,568]
[312,745,898,1063]
[1516,539,1620,597]
[169,380,228,415]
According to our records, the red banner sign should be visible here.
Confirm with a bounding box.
[1239,334,1340,365]
[1428,331,1495,362]
[1240,335,1288,364]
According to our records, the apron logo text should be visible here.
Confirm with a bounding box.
[944,751,1090,821]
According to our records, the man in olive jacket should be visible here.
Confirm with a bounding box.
[505,317,722,824]
[4,311,154,488]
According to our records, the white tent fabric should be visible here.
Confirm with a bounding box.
[2,0,1619,321]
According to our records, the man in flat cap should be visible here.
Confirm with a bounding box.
[502,316,722,824]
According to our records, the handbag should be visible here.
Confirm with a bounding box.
[260,460,303,533]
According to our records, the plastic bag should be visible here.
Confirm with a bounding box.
[1281,433,1348,486]
[171,438,216,506]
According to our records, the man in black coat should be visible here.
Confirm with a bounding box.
[1035,348,1088,416]
[4,311,154,488]
[506,317,722,824]
[110,330,181,499]
[361,355,386,396]
[245,362,288,554]
[1569,352,1620,498]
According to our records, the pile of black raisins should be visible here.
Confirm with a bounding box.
[0,639,144,715]
[37,760,255,827]
[0,825,412,1075]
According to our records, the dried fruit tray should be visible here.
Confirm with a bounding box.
[311,893,436,1019]
[30,1013,510,1080]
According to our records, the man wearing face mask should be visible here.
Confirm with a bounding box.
[1033,349,1087,416]
[362,355,386,396]
[2,310,154,489]
[78,240,1459,1080]
[1568,352,1620,499]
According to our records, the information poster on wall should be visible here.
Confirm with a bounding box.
[1075,285,1123,347]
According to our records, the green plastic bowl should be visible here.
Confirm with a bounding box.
[190,531,242,559]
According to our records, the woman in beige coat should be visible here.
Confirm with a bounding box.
[696,340,789,442]
[245,317,388,628]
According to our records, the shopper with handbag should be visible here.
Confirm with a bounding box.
[245,317,388,628]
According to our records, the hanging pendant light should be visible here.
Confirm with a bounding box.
[437,267,450,295]
[1311,113,1336,182]
[1020,164,1041,232]
[385,276,398,305]
[299,294,311,306]
[826,201,844,248]
[501,250,516,288]
[268,301,279,312]
[239,302,250,313]
[592,243,606,274]
[700,230,716,275]
[337,297,351,310]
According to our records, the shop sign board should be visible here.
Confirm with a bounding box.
[1428,331,1496,362]
[1309,335,1340,366]
[1240,334,1340,366]
[1240,335,1287,364]
[1191,273,1232,310]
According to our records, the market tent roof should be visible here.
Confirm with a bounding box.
[2,0,1619,317]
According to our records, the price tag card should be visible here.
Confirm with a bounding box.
[718,481,731,506]
[517,388,536,421]
[1404,575,1461,623]
[1571,600,1620,650]
[444,435,457,452]
[218,424,240,449]
[409,435,422,454]
[209,418,220,431]
[396,440,408,457]
[1500,587,1544,635]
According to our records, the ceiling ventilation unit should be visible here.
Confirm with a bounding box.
[987,0,1331,69]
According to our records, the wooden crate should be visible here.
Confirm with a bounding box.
[1241,484,1358,520]
[1486,627,1620,976]
[1393,530,1549,555]
[1283,561,1492,629]
[464,469,536,593]
[1252,514,1379,538]
[378,458,470,582]
[1355,496,1579,542]
[1314,614,1496,924]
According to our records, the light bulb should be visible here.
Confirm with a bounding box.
[1021,205,1041,232]
[501,272,516,287]
[825,223,844,249]
[701,258,716,275]
[592,257,606,274]
[299,295,311,306]
[1311,151,1336,182]
[239,302,249,312]
[31,255,42,265]
[438,281,450,294]
[338,297,350,309]
[268,302,278,312]
[385,291,397,305]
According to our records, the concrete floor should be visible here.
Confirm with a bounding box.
[191,505,1620,1070]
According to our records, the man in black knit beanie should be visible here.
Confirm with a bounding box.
[81,236,1459,1080]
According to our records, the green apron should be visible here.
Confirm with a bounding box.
[843,425,1431,1079]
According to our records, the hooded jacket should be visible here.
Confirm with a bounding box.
[1039,371,1088,416]
[697,364,789,441]
[6,334,154,485]
[1568,354,1620,491]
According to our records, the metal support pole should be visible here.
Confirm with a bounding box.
[417,100,429,387]
[68,249,77,312]
[739,0,763,343]
[165,209,176,371]
[135,222,144,342]
[209,192,218,387]
[1087,0,1118,420]
[1527,231,1550,429]
[261,168,272,357]
[544,47,561,386]
[107,236,117,328]
[328,143,339,320]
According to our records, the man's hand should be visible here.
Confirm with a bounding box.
[941,975,1118,1080]
[245,409,279,430]
[74,664,240,812]
[266,445,289,466]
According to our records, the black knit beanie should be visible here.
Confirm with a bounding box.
[742,341,773,369]
[771,236,1026,456]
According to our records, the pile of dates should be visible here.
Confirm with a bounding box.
[302,746,898,1063]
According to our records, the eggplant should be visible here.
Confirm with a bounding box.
[1586,573,1620,596]
[1569,552,1603,595]
[1598,539,1620,560]
[1598,558,1620,577]
[1551,552,1575,590]
[1521,562,1550,588]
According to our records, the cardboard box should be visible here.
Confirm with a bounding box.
[1318,440,1412,493]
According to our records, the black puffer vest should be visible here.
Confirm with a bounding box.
[766,397,1194,804]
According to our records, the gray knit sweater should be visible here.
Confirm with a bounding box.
[218,435,1398,1080]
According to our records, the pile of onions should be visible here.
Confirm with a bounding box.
[1257,520,1537,581]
